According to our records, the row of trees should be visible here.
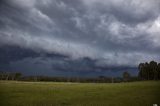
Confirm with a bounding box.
[0,71,138,83]
[138,61,160,80]
[20,76,122,83]
[4,60,160,82]
[18,75,139,83]
[0,72,22,80]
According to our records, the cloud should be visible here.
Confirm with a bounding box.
[5,0,36,9]
[0,0,160,70]
[83,0,160,24]
[9,56,138,76]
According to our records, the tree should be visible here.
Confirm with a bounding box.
[138,61,160,80]
[15,73,22,80]
[5,72,10,80]
[138,63,146,80]
[149,61,157,80]
[158,63,160,79]
[123,71,130,82]
[0,72,4,80]
[144,62,149,80]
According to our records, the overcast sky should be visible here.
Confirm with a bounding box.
[0,0,160,77]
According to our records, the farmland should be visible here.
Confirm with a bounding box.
[0,81,160,106]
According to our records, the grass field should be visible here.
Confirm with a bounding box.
[0,81,160,106]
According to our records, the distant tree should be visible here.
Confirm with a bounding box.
[111,77,114,83]
[158,63,160,80]
[5,72,10,80]
[10,73,16,80]
[15,73,22,80]
[123,71,130,82]
[0,72,4,80]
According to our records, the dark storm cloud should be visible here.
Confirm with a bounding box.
[9,56,137,77]
[0,0,160,74]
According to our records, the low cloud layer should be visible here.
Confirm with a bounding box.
[0,0,160,76]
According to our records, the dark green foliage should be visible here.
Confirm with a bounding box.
[15,73,22,80]
[138,61,160,80]
[0,72,22,80]
[123,71,131,82]
[0,72,139,83]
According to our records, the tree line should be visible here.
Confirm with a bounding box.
[138,61,160,80]
[0,71,139,83]
[0,72,22,80]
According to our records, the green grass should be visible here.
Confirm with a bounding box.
[0,81,160,106]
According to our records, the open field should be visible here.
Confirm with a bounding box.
[0,81,160,106]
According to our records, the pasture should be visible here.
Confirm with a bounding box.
[0,81,160,106]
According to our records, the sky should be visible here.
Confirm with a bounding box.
[0,0,160,77]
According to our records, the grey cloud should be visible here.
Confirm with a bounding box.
[0,0,160,69]
[9,56,138,77]
[83,0,160,25]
